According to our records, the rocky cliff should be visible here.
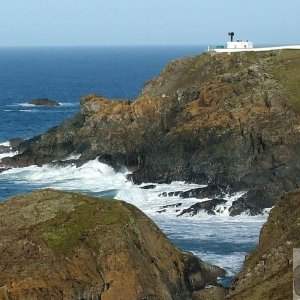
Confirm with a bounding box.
[2,50,300,214]
[226,189,300,300]
[0,189,225,300]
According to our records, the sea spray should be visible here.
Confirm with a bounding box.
[0,157,267,281]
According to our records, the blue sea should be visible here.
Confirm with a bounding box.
[0,46,267,285]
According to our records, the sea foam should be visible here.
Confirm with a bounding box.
[0,158,267,278]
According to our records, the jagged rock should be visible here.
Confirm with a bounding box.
[229,189,274,216]
[178,199,227,216]
[161,203,183,209]
[140,184,157,189]
[4,50,300,215]
[226,189,300,300]
[9,138,24,148]
[0,189,225,300]
[29,98,60,106]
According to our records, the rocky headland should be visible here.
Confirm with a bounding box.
[0,189,225,300]
[2,50,300,215]
[226,189,300,300]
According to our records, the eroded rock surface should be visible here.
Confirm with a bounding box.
[2,50,300,214]
[0,189,225,300]
[226,189,300,300]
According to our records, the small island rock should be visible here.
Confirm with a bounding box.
[28,98,60,106]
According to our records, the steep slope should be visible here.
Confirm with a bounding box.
[2,50,300,214]
[226,189,300,300]
[0,189,225,300]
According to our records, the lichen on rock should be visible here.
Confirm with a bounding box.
[0,189,226,299]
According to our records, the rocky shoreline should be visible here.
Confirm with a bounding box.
[2,50,300,215]
[0,49,299,299]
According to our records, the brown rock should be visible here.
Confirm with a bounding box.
[0,189,225,299]
[226,189,300,300]
[6,50,300,215]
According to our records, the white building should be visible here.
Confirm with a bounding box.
[227,41,253,49]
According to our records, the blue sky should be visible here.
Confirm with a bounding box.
[0,0,299,46]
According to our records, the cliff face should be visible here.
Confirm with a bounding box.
[226,189,300,300]
[0,189,225,300]
[2,50,300,214]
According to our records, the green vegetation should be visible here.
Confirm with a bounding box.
[39,194,127,256]
[269,50,300,114]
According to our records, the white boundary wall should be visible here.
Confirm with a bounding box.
[214,45,300,53]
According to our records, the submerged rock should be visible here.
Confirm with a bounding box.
[0,189,226,300]
[226,189,300,300]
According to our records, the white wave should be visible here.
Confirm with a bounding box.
[16,103,35,107]
[19,109,38,113]
[0,141,10,146]
[0,150,18,161]
[58,102,78,107]
[60,153,81,161]
[1,158,268,276]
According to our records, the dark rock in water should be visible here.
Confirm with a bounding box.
[159,184,233,200]
[9,138,24,148]
[5,51,300,215]
[181,184,233,199]
[0,189,225,299]
[140,184,157,189]
[0,145,11,154]
[229,189,274,216]
[0,167,11,173]
[28,99,60,106]
[178,199,227,216]
[161,203,183,209]
[227,189,300,300]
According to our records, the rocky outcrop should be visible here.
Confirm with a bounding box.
[2,50,300,214]
[226,189,300,300]
[29,98,60,106]
[178,199,227,216]
[0,189,226,300]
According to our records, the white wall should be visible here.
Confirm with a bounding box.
[227,41,253,49]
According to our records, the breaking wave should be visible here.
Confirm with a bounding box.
[0,157,267,281]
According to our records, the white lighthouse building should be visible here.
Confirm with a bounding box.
[227,40,253,49]
[226,32,253,49]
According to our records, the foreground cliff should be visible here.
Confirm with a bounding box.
[0,189,225,300]
[226,189,300,300]
[2,50,300,214]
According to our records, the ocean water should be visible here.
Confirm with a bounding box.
[0,46,267,284]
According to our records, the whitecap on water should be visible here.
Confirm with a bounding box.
[58,102,78,107]
[0,158,268,281]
